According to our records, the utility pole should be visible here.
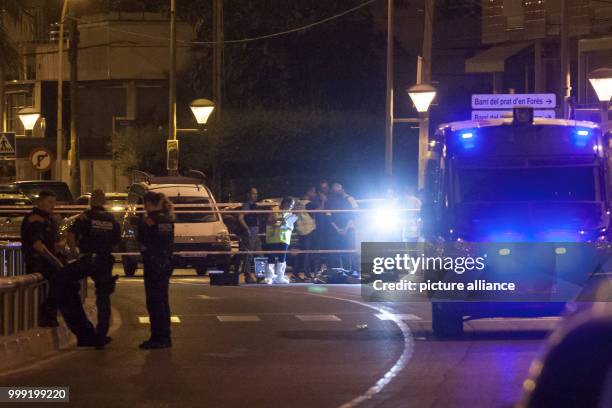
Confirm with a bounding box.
[560,0,571,119]
[417,0,434,189]
[68,17,80,195]
[213,0,223,119]
[56,0,69,182]
[384,0,394,176]
[167,0,178,176]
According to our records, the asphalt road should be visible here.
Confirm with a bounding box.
[0,268,559,408]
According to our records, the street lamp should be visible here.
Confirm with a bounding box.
[18,107,40,135]
[588,68,612,130]
[407,84,436,189]
[407,84,436,113]
[189,98,215,125]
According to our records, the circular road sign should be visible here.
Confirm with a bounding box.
[29,147,54,172]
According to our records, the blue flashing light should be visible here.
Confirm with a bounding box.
[573,128,591,148]
[458,130,476,150]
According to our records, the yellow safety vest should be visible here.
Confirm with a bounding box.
[266,212,295,245]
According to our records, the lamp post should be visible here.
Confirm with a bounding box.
[407,83,436,190]
[18,107,40,136]
[189,99,215,126]
[588,68,612,131]
[56,0,69,182]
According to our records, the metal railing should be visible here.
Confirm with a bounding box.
[0,273,47,336]
[0,241,25,277]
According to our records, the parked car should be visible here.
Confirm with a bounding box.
[8,180,74,204]
[0,193,33,239]
[121,172,231,276]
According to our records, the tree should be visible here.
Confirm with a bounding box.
[0,0,30,131]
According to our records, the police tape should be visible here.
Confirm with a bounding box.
[110,249,359,256]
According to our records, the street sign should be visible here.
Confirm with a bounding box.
[472,93,556,109]
[29,147,53,172]
[0,133,16,158]
[471,109,556,120]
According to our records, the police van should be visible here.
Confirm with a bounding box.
[121,171,231,276]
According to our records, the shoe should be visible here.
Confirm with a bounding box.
[245,273,257,284]
[95,336,113,350]
[273,262,289,284]
[39,319,60,328]
[139,338,172,349]
[77,338,98,347]
[264,263,276,284]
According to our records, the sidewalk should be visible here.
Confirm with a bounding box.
[0,298,98,372]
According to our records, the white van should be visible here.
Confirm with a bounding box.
[121,173,231,276]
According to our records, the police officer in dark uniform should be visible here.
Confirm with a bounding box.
[138,191,175,349]
[66,189,121,348]
[20,191,63,327]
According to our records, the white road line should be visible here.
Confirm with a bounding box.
[295,314,341,322]
[138,316,181,324]
[375,313,422,321]
[192,294,216,300]
[216,315,261,322]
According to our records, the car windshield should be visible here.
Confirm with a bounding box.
[15,183,73,203]
[455,166,600,203]
[170,196,218,223]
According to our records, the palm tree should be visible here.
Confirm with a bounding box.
[0,1,30,131]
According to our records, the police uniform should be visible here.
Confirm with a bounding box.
[137,210,174,346]
[21,207,64,325]
[68,205,121,343]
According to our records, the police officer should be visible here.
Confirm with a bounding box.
[20,190,64,327]
[66,189,121,348]
[138,191,175,349]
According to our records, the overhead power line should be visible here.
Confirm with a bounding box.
[67,0,381,46]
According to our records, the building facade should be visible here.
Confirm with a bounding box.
[2,8,195,193]
[466,0,612,121]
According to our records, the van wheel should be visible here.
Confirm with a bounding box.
[122,257,138,277]
[195,266,208,276]
[432,303,464,339]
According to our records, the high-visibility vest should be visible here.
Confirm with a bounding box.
[294,200,316,236]
[266,212,296,245]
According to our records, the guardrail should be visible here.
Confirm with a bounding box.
[0,241,24,277]
[0,273,46,336]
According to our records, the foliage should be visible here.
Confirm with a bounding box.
[114,109,387,198]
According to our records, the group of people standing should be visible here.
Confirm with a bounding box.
[21,189,176,350]
[237,180,359,284]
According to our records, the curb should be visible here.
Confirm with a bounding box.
[0,300,97,372]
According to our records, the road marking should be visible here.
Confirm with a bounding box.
[192,294,216,300]
[216,315,261,322]
[295,314,341,322]
[138,316,181,324]
[375,313,422,321]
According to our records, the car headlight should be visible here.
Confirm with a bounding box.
[216,231,230,244]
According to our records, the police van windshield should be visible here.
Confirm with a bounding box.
[455,166,600,203]
[170,196,219,223]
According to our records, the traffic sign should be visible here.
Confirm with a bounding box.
[471,109,556,120]
[29,147,53,172]
[0,132,16,158]
[472,93,556,109]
